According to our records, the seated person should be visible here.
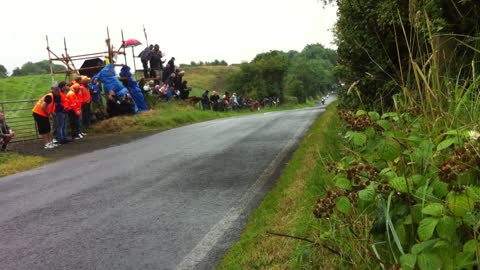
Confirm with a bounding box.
[106,91,135,117]
[0,111,15,151]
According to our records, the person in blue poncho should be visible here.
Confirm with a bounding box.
[119,65,148,112]
[97,64,138,116]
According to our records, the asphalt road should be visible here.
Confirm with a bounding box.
[0,98,333,270]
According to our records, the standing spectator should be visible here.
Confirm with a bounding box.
[139,44,154,78]
[167,57,175,74]
[80,76,91,134]
[32,84,59,149]
[89,76,106,121]
[67,83,82,140]
[209,90,220,111]
[149,44,164,84]
[162,64,171,83]
[0,111,15,152]
[201,90,210,110]
[53,81,70,144]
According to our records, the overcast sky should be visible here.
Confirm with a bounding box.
[0,0,337,74]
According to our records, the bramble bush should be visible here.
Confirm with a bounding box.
[313,109,480,269]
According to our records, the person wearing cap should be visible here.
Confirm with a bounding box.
[53,81,71,144]
[67,83,82,140]
[32,84,60,149]
[0,111,15,152]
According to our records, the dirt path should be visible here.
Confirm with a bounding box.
[9,131,159,160]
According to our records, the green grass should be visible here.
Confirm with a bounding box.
[217,102,341,269]
[0,152,49,177]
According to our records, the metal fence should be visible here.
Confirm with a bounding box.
[0,99,39,142]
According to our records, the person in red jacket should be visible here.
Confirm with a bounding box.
[32,84,60,149]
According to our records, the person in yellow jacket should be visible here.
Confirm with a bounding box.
[32,84,60,149]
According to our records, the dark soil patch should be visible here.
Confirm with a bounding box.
[8,131,159,160]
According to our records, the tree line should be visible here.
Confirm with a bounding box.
[186,60,228,66]
[0,60,65,78]
[225,44,336,103]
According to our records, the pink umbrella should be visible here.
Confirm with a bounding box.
[122,39,142,72]
[123,39,142,48]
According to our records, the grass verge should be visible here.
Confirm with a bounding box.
[217,102,341,269]
[0,152,49,177]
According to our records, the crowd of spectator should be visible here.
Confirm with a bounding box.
[12,43,287,150]
[200,90,280,112]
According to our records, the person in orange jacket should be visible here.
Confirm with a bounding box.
[32,84,60,149]
[80,76,91,134]
[67,82,83,140]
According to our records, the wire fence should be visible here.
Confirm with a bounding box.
[0,99,39,142]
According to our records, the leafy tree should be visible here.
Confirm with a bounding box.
[11,60,65,77]
[0,64,7,78]
[226,45,336,102]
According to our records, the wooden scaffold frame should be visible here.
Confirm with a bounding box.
[45,27,129,82]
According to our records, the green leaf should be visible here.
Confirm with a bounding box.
[335,177,352,190]
[418,217,439,241]
[412,174,425,186]
[453,251,475,269]
[351,131,367,146]
[463,240,477,253]
[364,126,375,138]
[377,137,401,161]
[431,179,449,198]
[335,196,351,214]
[436,138,456,151]
[358,186,375,201]
[368,111,380,120]
[390,176,414,193]
[400,254,417,270]
[376,119,393,131]
[381,112,400,121]
[355,109,367,116]
[417,252,442,270]
[422,203,445,216]
[446,192,475,217]
[466,186,480,201]
[411,239,440,254]
[436,216,456,242]
[379,167,396,180]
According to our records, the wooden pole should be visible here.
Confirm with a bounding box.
[143,25,149,47]
[106,27,113,65]
[131,47,137,73]
[64,37,77,75]
[121,29,127,65]
[46,35,55,83]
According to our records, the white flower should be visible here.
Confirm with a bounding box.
[469,130,480,140]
